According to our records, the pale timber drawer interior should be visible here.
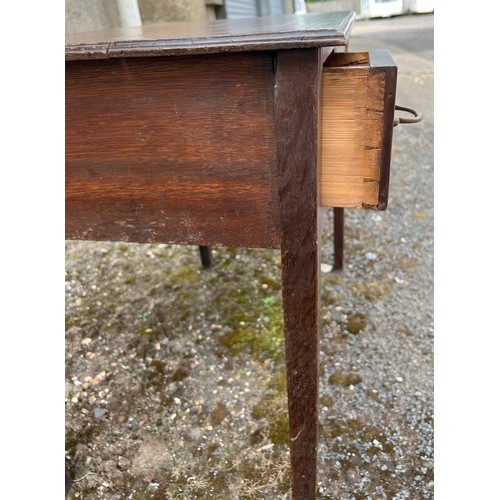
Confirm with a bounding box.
[320,50,397,210]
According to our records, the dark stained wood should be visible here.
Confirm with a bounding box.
[199,246,212,268]
[371,50,397,210]
[275,48,322,500]
[65,12,355,60]
[66,52,281,248]
[333,207,344,271]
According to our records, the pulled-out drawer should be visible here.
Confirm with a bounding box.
[321,50,397,210]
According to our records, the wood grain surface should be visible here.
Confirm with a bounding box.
[373,51,397,209]
[66,52,281,248]
[65,12,354,60]
[320,50,397,209]
[275,48,322,500]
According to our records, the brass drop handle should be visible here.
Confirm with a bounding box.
[393,104,423,126]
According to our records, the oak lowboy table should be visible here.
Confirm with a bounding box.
[66,12,396,498]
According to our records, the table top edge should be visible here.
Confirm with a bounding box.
[66,12,355,61]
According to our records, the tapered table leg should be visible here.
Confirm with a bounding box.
[275,48,322,500]
[198,245,212,268]
[333,207,344,271]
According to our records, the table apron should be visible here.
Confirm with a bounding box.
[66,51,282,249]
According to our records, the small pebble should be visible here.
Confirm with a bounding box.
[94,408,106,420]
[117,456,131,470]
[82,337,92,345]
[396,376,404,382]
[321,263,333,273]
[395,465,405,474]
[92,371,105,385]
[365,252,377,261]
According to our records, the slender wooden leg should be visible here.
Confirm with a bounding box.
[275,48,321,500]
[198,245,212,268]
[333,207,344,271]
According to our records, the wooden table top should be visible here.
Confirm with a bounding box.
[65,12,355,61]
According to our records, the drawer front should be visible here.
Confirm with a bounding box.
[321,51,397,210]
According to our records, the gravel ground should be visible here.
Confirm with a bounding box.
[65,14,434,499]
